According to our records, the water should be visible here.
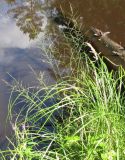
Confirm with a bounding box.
[0,0,125,148]
[0,0,56,145]
[54,0,125,45]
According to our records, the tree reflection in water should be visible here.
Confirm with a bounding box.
[6,0,49,39]
[5,0,15,4]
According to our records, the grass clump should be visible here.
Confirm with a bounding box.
[1,12,125,159]
[1,55,125,160]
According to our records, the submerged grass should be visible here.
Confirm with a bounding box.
[2,13,125,159]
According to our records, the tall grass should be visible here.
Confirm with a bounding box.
[1,54,125,159]
[1,13,125,159]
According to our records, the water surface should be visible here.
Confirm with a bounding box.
[54,0,125,45]
[0,0,56,146]
[1,0,125,148]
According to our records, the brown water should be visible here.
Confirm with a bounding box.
[0,0,125,148]
[54,0,125,45]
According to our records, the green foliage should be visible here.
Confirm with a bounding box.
[1,56,125,159]
[1,11,125,159]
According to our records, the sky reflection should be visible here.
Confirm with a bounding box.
[0,15,31,48]
[0,0,55,145]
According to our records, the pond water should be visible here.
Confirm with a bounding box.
[0,0,57,147]
[54,0,125,45]
[0,0,125,148]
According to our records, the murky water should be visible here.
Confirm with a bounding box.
[0,0,125,148]
[54,0,125,45]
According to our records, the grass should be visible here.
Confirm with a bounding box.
[2,55,125,160]
[1,14,125,160]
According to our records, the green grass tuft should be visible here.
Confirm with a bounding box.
[1,13,125,159]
